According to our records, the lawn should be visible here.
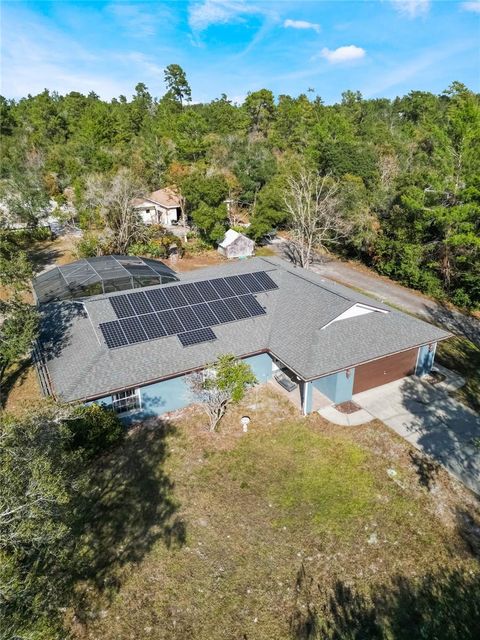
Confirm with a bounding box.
[436,336,480,412]
[69,386,480,640]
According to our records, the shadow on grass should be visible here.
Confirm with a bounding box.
[34,421,185,626]
[290,564,480,640]
[1,358,33,408]
[423,302,480,349]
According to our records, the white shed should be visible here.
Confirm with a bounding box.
[218,229,255,259]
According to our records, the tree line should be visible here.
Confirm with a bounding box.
[1,65,479,308]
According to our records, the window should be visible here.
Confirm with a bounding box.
[112,388,141,414]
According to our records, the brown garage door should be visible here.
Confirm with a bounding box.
[353,348,418,394]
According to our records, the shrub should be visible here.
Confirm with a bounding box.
[67,404,125,459]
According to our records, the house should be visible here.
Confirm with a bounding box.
[32,255,178,304]
[218,229,255,259]
[34,257,450,422]
[132,187,182,226]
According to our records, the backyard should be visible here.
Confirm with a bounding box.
[67,386,480,640]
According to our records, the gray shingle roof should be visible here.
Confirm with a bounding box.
[37,256,450,402]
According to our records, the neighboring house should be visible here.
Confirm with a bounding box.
[218,229,255,259]
[132,187,182,226]
[34,257,450,422]
[32,255,178,304]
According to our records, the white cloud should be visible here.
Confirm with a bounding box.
[390,0,431,18]
[461,1,480,13]
[188,0,265,32]
[320,45,366,64]
[283,19,321,33]
[107,2,173,37]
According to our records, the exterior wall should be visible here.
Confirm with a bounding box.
[136,203,179,226]
[93,352,273,424]
[139,207,158,225]
[301,381,313,415]
[312,369,355,404]
[220,237,255,259]
[243,353,273,383]
[416,343,437,376]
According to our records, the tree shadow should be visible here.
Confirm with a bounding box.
[0,357,32,408]
[398,376,480,495]
[31,420,186,626]
[290,564,480,640]
[423,301,480,348]
[408,449,441,490]
[37,300,85,360]
[455,507,480,558]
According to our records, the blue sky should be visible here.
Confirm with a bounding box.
[1,0,479,103]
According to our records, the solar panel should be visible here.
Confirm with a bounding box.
[210,278,236,298]
[193,302,220,326]
[157,309,185,335]
[224,296,251,320]
[99,320,128,348]
[209,299,236,323]
[238,273,264,293]
[145,288,172,311]
[139,313,167,339]
[119,317,148,343]
[178,283,204,305]
[102,270,278,349]
[110,294,135,318]
[195,280,220,301]
[178,327,216,347]
[224,275,250,295]
[252,271,278,291]
[127,291,154,315]
[175,306,203,331]
[163,285,189,308]
[240,294,266,316]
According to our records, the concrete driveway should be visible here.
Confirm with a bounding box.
[353,377,480,495]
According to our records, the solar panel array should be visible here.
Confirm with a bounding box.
[99,270,277,349]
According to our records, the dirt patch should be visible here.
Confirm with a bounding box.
[335,400,362,414]
[168,250,224,273]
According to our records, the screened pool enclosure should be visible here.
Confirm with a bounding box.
[33,255,178,304]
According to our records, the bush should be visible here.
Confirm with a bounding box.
[67,404,124,459]
[74,232,107,258]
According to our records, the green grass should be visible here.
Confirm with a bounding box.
[436,336,480,412]
[213,424,377,536]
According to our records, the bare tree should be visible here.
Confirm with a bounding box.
[84,168,147,254]
[284,169,352,268]
[187,354,256,431]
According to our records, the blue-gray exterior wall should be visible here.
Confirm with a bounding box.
[93,352,273,424]
[416,343,437,376]
[312,369,354,405]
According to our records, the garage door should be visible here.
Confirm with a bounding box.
[353,348,418,394]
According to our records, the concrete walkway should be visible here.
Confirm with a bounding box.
[318,404,373,426]
[354,377,480,495]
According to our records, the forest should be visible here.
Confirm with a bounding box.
[1,65,479,309]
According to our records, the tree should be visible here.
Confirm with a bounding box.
[187,354,256,431]
[164,64,191,106]
[284,168,353,268]
[244,89,275,137]
[83,168,147,254]
[0,169,50,227]
[0,235,39,406]
[0,401,124,637]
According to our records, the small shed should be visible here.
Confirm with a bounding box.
[218,229,255,259]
